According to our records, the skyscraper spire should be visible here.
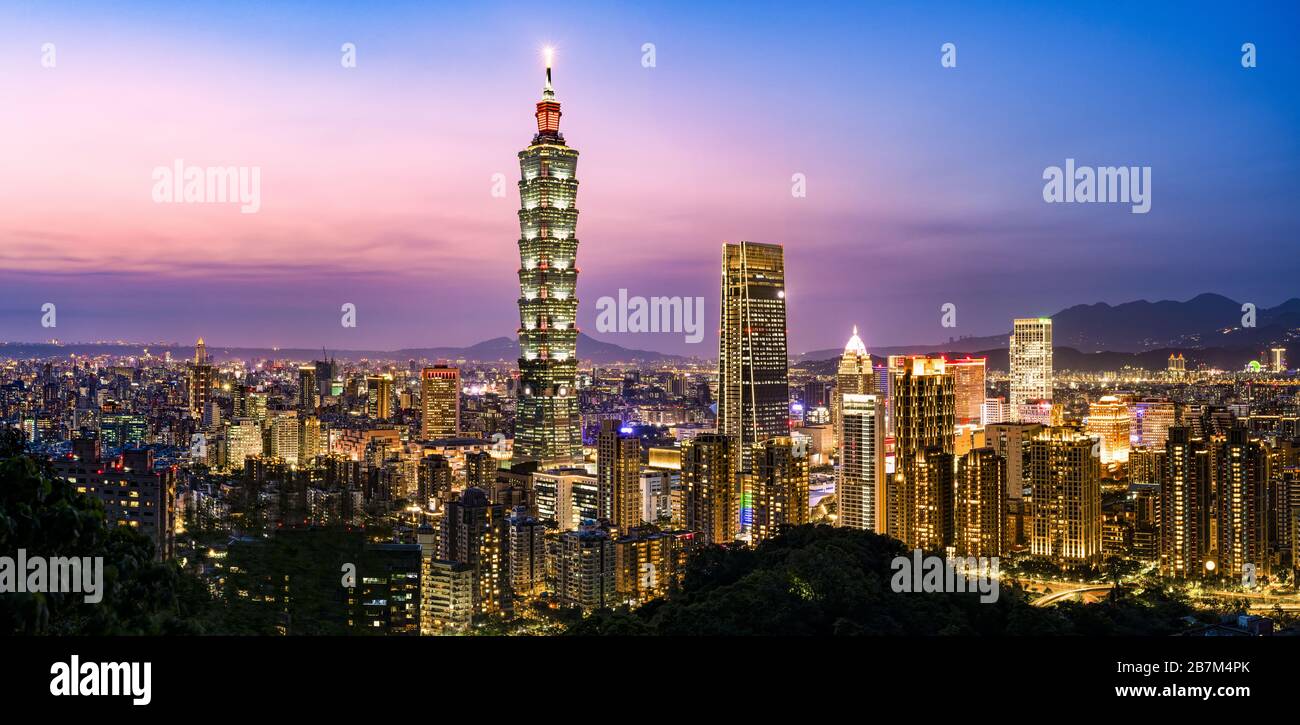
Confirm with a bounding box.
[535,47,562,136]
[544,46,554,93]
[844,325,868,357]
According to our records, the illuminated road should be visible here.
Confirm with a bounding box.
[1032,585,1118,607]
[1017,577,1300,611]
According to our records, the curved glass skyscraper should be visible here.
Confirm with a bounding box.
[514,55,582,467]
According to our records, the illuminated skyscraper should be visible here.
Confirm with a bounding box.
[269,411,299,465]
[507,507,547,598]
[531,467,599,530]
[1025,427,1101,564]
[748,436,810,543]
[188,338,214,418]
[1086,395,1131,464]
[297,366,318,413]
[441,488,512,617]
[681,433,736,545]
[613,525,695,605]
[986,423,1042,501]
[718,241,790,472]
[299,414,322,465]
[597,420,642,532]
[947,356,987,426]
[555,522,615,611]
[888,356,955,548]
[1131,398,1177,449]
[420,365,461,439]
[418,454,453,509]
[833,326,873,450]
[1167,353,1187,379]
[225,418,264,470]
[366,374,393,421]
[955,447,1005,558]
[419,524,472,635]
[465,450,498,491]
[1160,427,1211,578]
[1215,426,1269,578]
[837,392,884,532]
[1271,347,1287,373]
[514,51,583,468]
[1009,318,1052,419]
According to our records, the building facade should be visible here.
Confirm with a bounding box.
[514,57,583,467]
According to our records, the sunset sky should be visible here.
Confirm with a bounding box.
[2,1,1297,355]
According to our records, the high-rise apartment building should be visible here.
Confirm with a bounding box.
[1009,318,1052,419]
[514,55,583,467]
[837,392,884,532]
[507,507,547,599]
[597,420,642,532]
[986,422,1043,499]
[947,356,987,426]
[718,241,789,471]
[418,524,473,635]
[1216,426,1269,578]
[269,411,300,465]
[1131,398,1177,449]
[531,467,599,530]
[681,433,736,545]
[299,414,322,464]
[55,440,176,560]
[366,374,393,421]
[420,365,460,439]
[1025,427,1101,564]
[955,447,1005,558]
[418,454,453,509]
[297,366,318,413]
[188,338,214,418]
[554,523,615,611]
[613,525,696,605]
[748,436,810,543]
[465,450,498,491]
[1160,427,1211,578]
[888,356,955,548]
[225,417,264,470]
[1086,395,1131,464]
[441,488,512,617]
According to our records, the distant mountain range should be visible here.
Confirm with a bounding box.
[5,294,1296,372]
[0,332,694,365]
[798,294,1299,371]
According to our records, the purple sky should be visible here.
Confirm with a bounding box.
[2,1,1297,355]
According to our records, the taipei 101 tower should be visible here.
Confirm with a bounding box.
[513,49,583,468]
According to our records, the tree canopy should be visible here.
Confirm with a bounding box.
[0,428,215,635]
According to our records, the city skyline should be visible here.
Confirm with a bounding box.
[3,1,1299,355]
[6,4,1300,706]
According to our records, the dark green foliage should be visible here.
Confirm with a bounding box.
[0,428,218,635]
[567,525,1196,636]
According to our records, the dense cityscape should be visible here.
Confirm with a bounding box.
[2,53,1298,640]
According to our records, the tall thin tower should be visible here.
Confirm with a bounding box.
[189,337,214,418]
[514,49,582,467]
[718,241,790,473]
